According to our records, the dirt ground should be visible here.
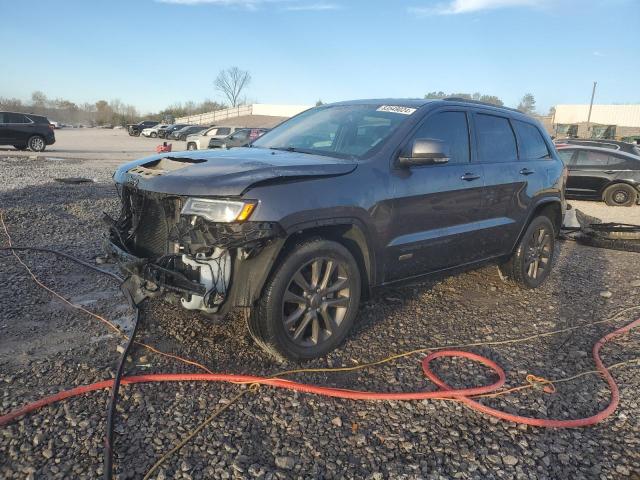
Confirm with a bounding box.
[0,128,189,165]
[0,147,639,479]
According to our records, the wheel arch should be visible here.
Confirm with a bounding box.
[600,180,640,197]
[511,198,563,254]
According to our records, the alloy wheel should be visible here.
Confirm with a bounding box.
[524,226,552,280]
[613,190,629,205]
[282,257,350,348]
[29,137,44,151]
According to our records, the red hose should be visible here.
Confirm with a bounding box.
[1,317,638,429]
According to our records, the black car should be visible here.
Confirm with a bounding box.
[557,145,640,206]
[0,111,56,152]
[158,124,188,139]
[106,99,565,360]
[208,128,269,149]
[555,138,640,157]
[127,120,159,137]
[170,125,206,141]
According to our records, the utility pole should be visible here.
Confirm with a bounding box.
[586,81,597,137]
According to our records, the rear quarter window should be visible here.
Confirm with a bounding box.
[475,113,518,163]
[513,120,550,160]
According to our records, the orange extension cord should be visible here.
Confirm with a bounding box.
[0,210,639,430]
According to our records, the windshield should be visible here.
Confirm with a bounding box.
[252,104,415,159]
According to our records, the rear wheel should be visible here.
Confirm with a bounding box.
[187,142,197,151]
[499,215,555,289]
[248,239,361,361]
[27,135,46,152]
[603,183,637,207]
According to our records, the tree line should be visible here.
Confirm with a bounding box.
[425,91,547,116]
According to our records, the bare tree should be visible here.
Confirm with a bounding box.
[517,93,536,115]
[214,67,251,108]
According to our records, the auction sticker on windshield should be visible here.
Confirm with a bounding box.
[376,105,417,115]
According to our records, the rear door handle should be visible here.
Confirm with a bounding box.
[460,173,480,181]
[519,168,535,176]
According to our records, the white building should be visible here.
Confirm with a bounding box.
[553,104,640,139]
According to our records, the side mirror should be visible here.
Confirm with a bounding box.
[398,139,450,167]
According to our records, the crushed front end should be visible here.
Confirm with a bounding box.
[104,184,282,314]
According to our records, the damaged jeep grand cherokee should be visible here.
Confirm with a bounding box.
[106,99,566,360]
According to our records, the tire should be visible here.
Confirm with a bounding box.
[13,145,27,151]
[603,183,638,207]
[150,132,157,138]
[134,131,141,137]
[27,135,46,152]
[499,215,556,289]
[248,238,361,361]
[187,142,197,151]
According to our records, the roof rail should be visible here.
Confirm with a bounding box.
[442,97,522,113]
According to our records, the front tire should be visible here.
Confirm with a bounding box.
[499,215,555,289]
[27,135,46,152]
[150,132,157,138]
[248,239,361,361]
[603,183,637,207]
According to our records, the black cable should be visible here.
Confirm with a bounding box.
[0,246,123,282]
[104,305,141,480]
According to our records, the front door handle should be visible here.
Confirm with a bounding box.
[460,173,480,181]
[519,168,535,176]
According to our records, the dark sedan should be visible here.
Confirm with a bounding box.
[557,145,640,206]
[207,128,269,149]
[555,138,640,156]
[170,125,206,141]
[159,124,189,139]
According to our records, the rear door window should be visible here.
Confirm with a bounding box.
[573,150,611,167]
[475,114,518,163]
[513,120,550,160]
[7,113,30,123]
[410,111,470,164]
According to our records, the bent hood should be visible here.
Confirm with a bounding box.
[113,147,357,197]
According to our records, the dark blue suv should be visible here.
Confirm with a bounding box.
[0,111,55,152]
[107,98,566,360]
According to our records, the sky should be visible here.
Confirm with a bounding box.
[1,0,639,114]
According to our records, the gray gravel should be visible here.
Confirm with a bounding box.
[1,154,639,479]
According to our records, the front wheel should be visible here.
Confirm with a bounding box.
[150,132,157,138]
[248,239,361,361]
[603,183,638,207]
[186,142,197,151]
[499,215,555,289]
[27,135,46,152]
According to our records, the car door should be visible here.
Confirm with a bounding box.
[228,130,250,147]
[0,112,7,143]
[470,112,530,257]
[386,109,486,281]
[566,149,612,198]
[5,113,33,145]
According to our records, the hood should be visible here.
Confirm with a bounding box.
[113,147,358,196]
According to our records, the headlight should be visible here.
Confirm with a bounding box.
[181,198,256,223]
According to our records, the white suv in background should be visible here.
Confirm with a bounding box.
[186,126,244,150]
[141,124,168,138]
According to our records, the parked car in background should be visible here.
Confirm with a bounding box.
[185,125,245,150]
[0,111,56,152]
[207,128,269,149]
[106,98,565,360]
[160,124,189,139]
[141,124,168,138]
[170,125,207,141]
[127,120,159,137]
[557,145,640,206]
[555,138,640,156]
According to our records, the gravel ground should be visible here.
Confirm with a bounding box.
[1,154,639,479]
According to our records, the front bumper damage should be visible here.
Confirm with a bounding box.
[104,187,284,315]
